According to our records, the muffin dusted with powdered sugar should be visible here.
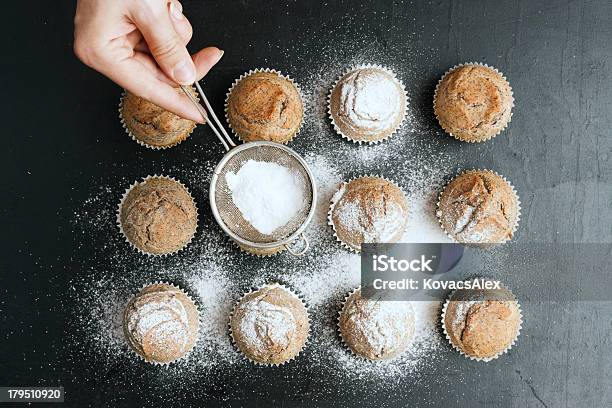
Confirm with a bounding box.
[229,284,309,365]
[329,66,407,143]
[339,288,415,361]
[123,283,200,364]
[437,170,519,245]
[329,176,409,252]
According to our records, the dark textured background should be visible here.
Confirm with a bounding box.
[3,0,612,407]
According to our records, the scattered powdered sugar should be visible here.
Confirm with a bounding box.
[225,159,305,235]
[67,33,459,401]
[403,194,452,243]
[185,264,236,361]
[236,294,296,352]
[338,69,403,133]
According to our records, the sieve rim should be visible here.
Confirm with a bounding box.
[209,141,317,249]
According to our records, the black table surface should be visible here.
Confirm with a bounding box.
[3,0,612,407]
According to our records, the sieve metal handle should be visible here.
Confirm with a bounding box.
[181,82,236,152]
[284,233,309,256]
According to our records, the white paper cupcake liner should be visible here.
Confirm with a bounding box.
[433,62,514,143]
[123,281,201,367]
[224,68,305,145]
[436,169,521,246]
[327,64,408,145]
[228,283,311,367]
[118,88,198,150]
[117,175,198,256]
[440,278,522,362]
[328,174,409,253]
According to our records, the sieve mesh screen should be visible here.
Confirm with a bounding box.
[212,143,314,245]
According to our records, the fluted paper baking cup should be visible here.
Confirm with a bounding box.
[433,62,514,143]
[224,68,304,145]
[118,88,198,150]
[440,279,522,362]
[123,281,201,367]
[117,175,198,256]
[228,283,310,367]
[328,174,409,253]
[436,169,521,246]
[327,64,408,145]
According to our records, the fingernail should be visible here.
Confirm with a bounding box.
[173,60,196,84]
[217,49,224,62]
[170,2,185,20]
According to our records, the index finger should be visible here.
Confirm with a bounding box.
[98,54,206,123]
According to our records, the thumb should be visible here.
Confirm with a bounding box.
[131,2,196,85]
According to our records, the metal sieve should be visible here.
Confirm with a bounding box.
[210,141,316,256]
[181,82,316,256]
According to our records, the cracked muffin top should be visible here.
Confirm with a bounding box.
[437,170,519,244]
[434,64,513,142]
[443,284,521,360]
[119,177,197,255]
[339,288,415,361]
[229,284,309,365]
[120,87,198,148]
[123,283,200,364]
[330,176,408,252]
[329,67,407,143]
[226,71,303,143]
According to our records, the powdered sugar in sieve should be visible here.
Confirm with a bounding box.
[210,141,317,256]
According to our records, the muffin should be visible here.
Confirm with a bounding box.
[339,288,415,360]
[118,176,198,255]
[123,283,200,364]
[434,64,513,142]
[229,284,309,365]
[329,176,409,252]
[225,70,303,143]
[120,87,198,148]
[437,170,519,245]
[328,66,407,143]
[443,281,521,360]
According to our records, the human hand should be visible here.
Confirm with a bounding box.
[74,0,222,123]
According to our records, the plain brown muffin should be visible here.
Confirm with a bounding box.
[339,289,415,361]
[229,285,309,365]
[329,67,407,143]
[444,285,521,360]
[226,71,303,143]
[434,64,513,142]
[330,177,408,251]
[437,170,519,244]
[123,283,200,364]
[120,87,198,148]
[119,177,197,255]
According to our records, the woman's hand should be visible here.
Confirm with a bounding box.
[74,0,222,123]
